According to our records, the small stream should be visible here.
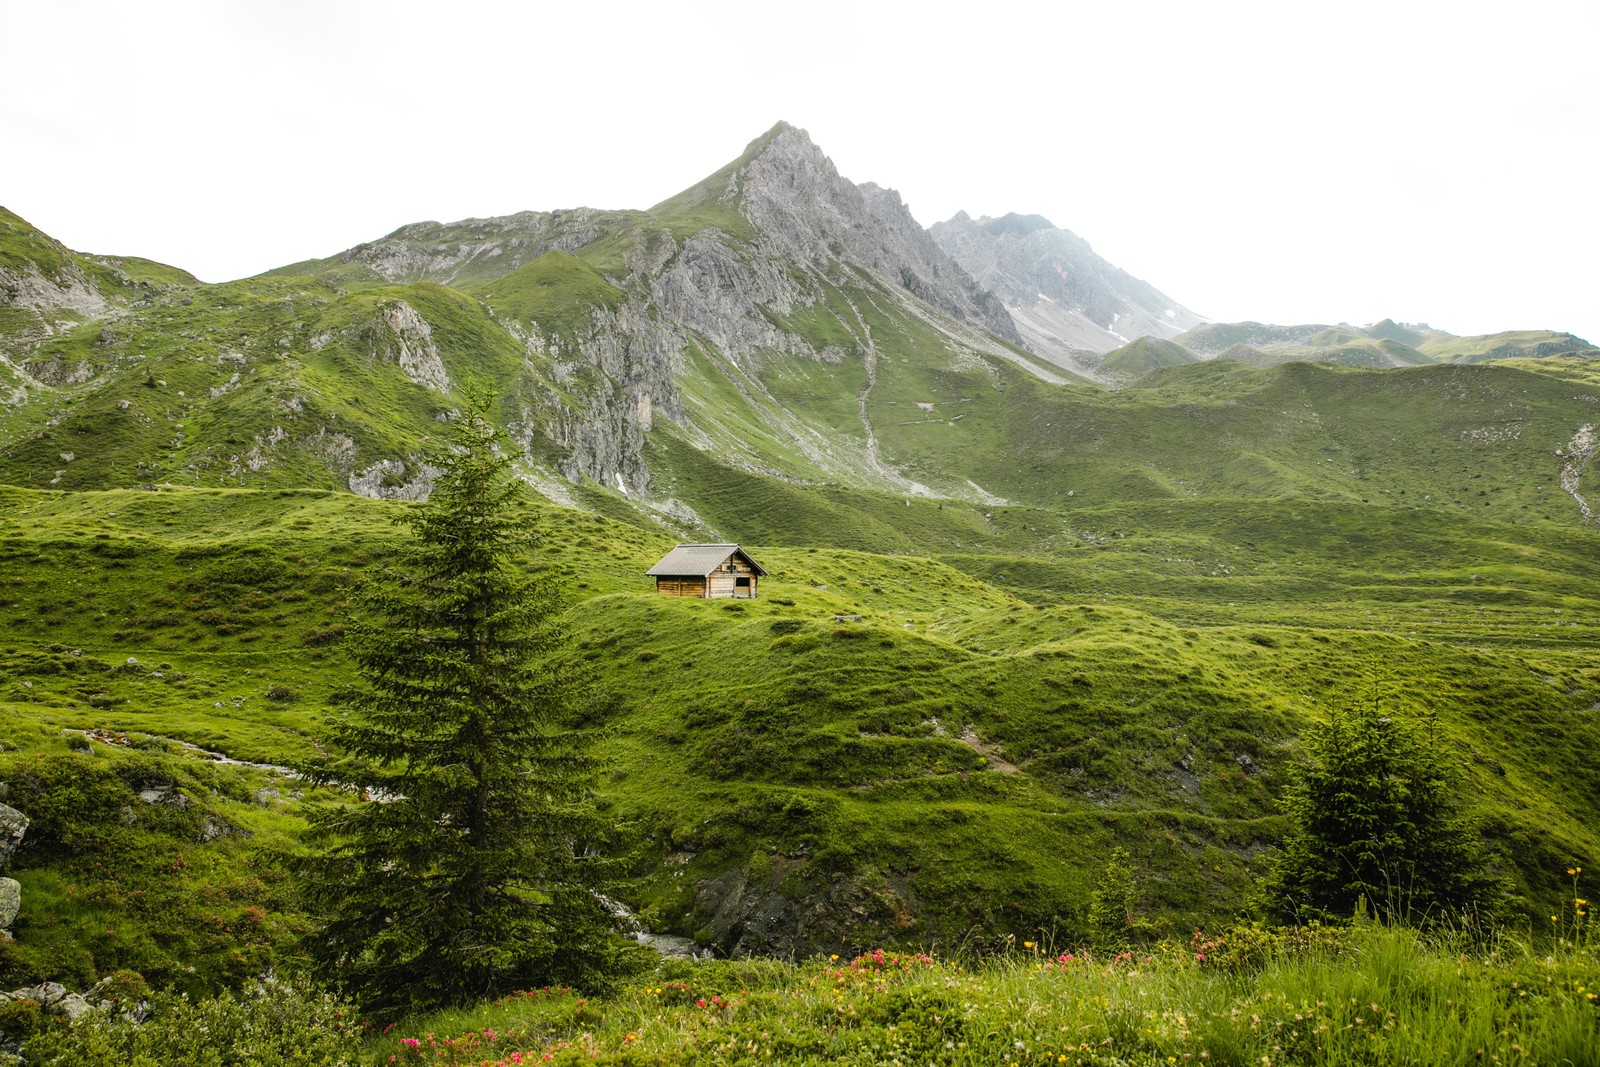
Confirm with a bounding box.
[597,893,712,959]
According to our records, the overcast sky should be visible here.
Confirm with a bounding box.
[5,0,1597,343]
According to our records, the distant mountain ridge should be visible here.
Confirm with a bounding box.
[931,210,1206,377]
[1170,318,1594,369]
[1,123,1595,521]
[0,124,1074,509]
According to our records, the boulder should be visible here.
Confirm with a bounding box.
[0,877,18,929]
[0,804,26,869]
[53,992,93,1020]
[16,982,65,1009]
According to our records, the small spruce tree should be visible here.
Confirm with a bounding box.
[296,390,630,1017]
[1087,847,1159,949]
[1263,695,1501,925]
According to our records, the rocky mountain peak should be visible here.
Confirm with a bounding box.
[731,124,1021,344]
[982,213,1057,238]
[932,210,1204,376]
[738,121,834,184]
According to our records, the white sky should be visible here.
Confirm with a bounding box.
[5,0,1597,342]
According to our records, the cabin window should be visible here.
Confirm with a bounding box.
[735,576,750,588]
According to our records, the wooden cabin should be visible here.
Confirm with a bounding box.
[646,543,767,599]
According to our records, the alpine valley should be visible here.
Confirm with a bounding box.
[1,122,1598,990]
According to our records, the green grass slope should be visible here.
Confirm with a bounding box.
[0,207,195,345]
[1101,336,1199,376]
[1,483,1595,983]
[1420,329,1596,363]
[1173,318,1595,370]
[0,273,603,491]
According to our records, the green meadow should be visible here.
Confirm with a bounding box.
[2,462,1596,995]
[3,163,1599,1059]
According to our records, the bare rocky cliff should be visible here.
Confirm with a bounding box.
[733,124,1021,345]
[299,123,1040,502]
[931,211,1204,378]
[296,208,644,287]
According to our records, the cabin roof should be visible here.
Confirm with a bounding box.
[646,543,768,578]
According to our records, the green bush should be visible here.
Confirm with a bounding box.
[0,997,44,1044]
[0,752,299,994]
[23,979,361,1067]
[1261,698,1505,924]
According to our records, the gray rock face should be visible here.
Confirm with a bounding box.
[348,457,444,501]
[735,124,1021,345]
[331,207,638,286]
[0,877,19,928]
[0,803,25,870]
[295,124,1048,501]
[931,211,1206,375]
[371,301,450,394]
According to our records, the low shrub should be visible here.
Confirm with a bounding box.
[23,979,362,1066]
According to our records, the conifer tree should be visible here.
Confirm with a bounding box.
[1263,696,1502,925]
[297,391,630,1017]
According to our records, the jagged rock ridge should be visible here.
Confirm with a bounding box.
[283,122,1050,500]
[931,210,1205,378]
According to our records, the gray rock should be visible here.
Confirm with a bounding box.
[295,124,1046,502]
[931,210,1206,376]
[0,877,18,928]
[20,982,66,1008]
[0,804,26,869]
[54,992,93,1020]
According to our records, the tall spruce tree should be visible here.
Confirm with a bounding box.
[297,391,629,1017]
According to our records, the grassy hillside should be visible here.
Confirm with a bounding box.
[2,476,1596,993]
[1101,336,1199,376]
[1173,317,1593,369]
[4,175,1599,1034]
[0,207,196,343]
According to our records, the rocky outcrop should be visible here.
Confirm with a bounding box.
[692,857,923,960]
[0,804,25,871]
[328,208,641,286]
[0,260,111,326]
[348,457,444,501]
[736,124,1022,345]
[0,975,149,1034]
[932,211,1205,374]
[0,802,26,942]
[19,354,95,387]
[367,301,450,394]
[0,878,17,934]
